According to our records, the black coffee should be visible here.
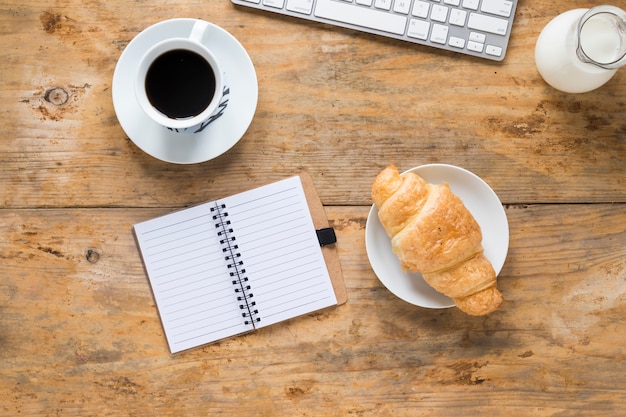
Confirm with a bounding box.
[145,49,217,119]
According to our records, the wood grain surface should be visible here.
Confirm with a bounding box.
[1,0,625,415]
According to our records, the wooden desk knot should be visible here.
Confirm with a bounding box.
[44,87,69,106]
[86,249,101,263]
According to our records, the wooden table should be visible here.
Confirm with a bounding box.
[2,0,625,415]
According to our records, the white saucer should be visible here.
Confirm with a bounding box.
[112,19,258,164]
[365,164,509,309]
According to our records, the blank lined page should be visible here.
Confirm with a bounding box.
[219,176,337,328]
[134,204,254,354]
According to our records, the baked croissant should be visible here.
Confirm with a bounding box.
[371,165,503,316]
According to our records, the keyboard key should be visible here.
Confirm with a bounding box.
[448,36,465,48]
[375,0,393,11]
[469,31,486,43]
[461,0,479,11]
[480,0,513,18]
[407,19,430,40]
[449,9,467,26]
[430,5,449,23]
[486,45,503,56]
[286,0,314,14]
[314,0,408,35]
[263,0,285,8]
[467,12,508,35]
[393,0,411,15]
[430,23,448,44]
[411,1,429,18]
[467,40,484,52]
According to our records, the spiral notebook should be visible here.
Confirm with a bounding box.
[133,174,346,354]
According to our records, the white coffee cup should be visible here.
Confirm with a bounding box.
[135,19,229,133]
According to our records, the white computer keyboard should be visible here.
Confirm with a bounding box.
[231,0,517,61]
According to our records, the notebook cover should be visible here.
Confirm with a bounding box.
[298,171,347,305]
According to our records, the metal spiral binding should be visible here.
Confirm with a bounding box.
[211,203,260,326]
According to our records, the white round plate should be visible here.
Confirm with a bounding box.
[365,164,509,309]
[112,18,258,164]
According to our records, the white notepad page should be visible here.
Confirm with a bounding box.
[134,176,337,353]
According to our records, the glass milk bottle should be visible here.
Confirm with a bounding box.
[535,5,626,93]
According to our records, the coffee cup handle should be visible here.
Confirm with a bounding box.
[189,20,209,43]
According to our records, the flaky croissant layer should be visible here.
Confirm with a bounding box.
[372,165,503,316]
